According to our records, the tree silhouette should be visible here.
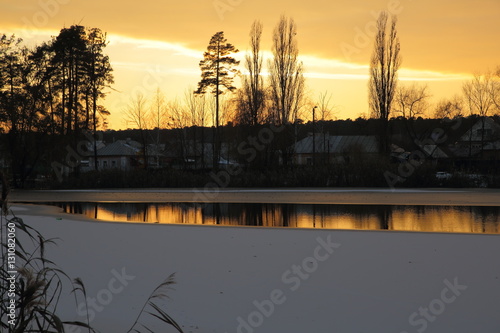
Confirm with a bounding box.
[268,15,305,167]
[269,15,304,125]
[48,25,113,138]
[463,71,499,157]
[0,34,49,187]
[238,20,265,126]
[85,27,114,169]
[369,11,401,155]
[50,25,88,135]
[195,31,239,168]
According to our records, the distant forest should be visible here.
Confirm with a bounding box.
[1,13,499,189]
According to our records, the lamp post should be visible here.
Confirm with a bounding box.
[312,106,318,168]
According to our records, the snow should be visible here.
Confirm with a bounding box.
[7,203,500,333]
[25,188,467,193]
[11,188,500,209]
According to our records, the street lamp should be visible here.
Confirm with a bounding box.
[312,106,318,167]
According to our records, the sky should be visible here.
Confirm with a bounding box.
[1,0,499,129]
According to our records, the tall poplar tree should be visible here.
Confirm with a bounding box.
[369,11,401,155]
[269,16,304,125]
[238,20,265,126]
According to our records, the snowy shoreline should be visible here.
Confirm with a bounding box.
[6,202,500,333]
[10,187,500,206]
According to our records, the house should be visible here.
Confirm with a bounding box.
[146,143,168,168]
[182,140,214,169]
[87,139,143,171]
[80,140,106,170]
[292,134,379,165]
[458,117,500,144]
[421,145,449,159]
[170,140,239,170]
[450,117,500,159]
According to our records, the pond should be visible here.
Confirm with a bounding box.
[49,202,500,234]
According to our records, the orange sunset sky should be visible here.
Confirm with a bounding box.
[1,0,499,129]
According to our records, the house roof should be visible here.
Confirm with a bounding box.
[293,134,379,154]
[422,145,449,158]
[484,140,500,150]
[146,144,166,156]
[85,141,106,152]
[448,145,481,158]
[459,117,500,142]
[96,140,141,156]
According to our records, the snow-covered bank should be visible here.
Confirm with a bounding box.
[10,187,500,205]
[6,203,500,333]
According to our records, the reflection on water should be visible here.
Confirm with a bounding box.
[53,202,500,234]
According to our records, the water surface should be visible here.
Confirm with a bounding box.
[52,202,500,234]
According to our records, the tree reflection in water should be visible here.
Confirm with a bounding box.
[49,202,500,234]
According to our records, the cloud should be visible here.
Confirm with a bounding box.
[107,34,201,59]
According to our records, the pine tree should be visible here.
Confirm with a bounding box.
[195,31,239,168]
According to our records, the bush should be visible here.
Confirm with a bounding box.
[0,171,185,333]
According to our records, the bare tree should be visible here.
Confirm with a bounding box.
[369,11,401,154]
[124,93,150,129]
[166,99,188,130]
[184,88,207,128]
[311,91,336,165]
[124,93,150,169]
[147,88,168,167]
[394,83,430,118]
[217,93,236,126]
[151,88,167,131]
[463,72,497,117]
[238,20,266,126]
[463,72,500,156]
[434,95,464,119]
[393,83,430,142]
[316,91,335,121]
[268,15,305,125]
[166,98,190,167]
[184,89,208,168]
[489,66,500,112]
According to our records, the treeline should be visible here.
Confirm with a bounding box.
[37,115,500,189]
[0,26,113,186]
[0,26,113,135]
[2,13,500,188]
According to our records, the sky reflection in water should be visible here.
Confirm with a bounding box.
[53,202,500,234]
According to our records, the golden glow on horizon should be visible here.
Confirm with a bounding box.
[2,0,497,130]
[0,27,476,129]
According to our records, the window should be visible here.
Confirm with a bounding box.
[111,160,116,167]
[476,129,493,137]
[103,160,108,167]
